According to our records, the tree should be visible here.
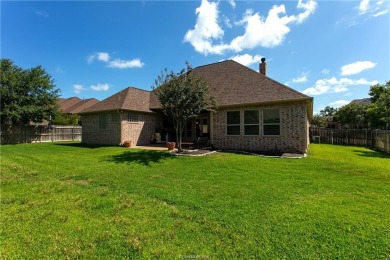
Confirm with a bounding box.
[0,59,60,124]
[335,103,368,129]
[310,114,328,128]
[319,106,338,117]
[152,64,215,151]
[367,81,390,129]
[52,113,81,126]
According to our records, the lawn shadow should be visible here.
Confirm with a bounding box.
[55,142,111,149]
[353,149,390,159]
[104,150,175,166]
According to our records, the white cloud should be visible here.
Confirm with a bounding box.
[228,0,236,9]
[302,77,378,95]
[321,69,330,75]
[292,72,308,83]
[108,58,144,69]
[229,54,263,66]
[88,52,144,69]
[340,61,376,76]
[329,100,350,108]
[359,0,370,14]
[373,9,389,17]
[184,0,318,55]
[90,83,110,92]
[357,0,388,18]
[73,84,86,94]
[183,0,226,55]
[296,0,318,23]
[35,10,49,18]
[302,85,330,95]
[229,6,296,51]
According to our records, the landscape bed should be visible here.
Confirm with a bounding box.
[1,142,389,258]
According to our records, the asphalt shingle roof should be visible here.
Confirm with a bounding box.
[150,60,312,109]
[58,97,99,114]
[81,87,152,114]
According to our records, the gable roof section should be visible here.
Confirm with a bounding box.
[81,87,152,114]
[58,97,100,114]
[350,98,371,106]
[150,60,312,109]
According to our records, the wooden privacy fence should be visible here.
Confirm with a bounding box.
[1,125,82,144]
[310,128,390,153]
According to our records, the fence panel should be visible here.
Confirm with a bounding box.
[310,128,390,153]
[0,125,82,144]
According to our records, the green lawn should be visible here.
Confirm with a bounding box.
[1,143,389,259]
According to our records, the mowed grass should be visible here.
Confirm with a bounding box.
[1,143,389,259]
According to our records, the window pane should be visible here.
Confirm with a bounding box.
[227,125,240,135]
[227,111,240,124]
[264,125,280,135]
[128,112,139,122]
[245,125,259,135]
[99,114,107,129]
[244,110,259,124]
[111,113,120,122]
[264,109,280,124]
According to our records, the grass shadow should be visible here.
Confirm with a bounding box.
[55,142,112,149]
[104,150,175,166]
[353,149,390,159]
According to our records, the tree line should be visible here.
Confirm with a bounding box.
[1,59,80,126]
[311,81,390,130]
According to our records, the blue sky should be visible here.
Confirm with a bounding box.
[2,0,389,114]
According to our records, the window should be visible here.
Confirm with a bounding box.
[263,108,280,135]
[99,113,107,129]
[127,112,139,122]
[244,110,259,135]
[227,111,240,135]
[111,113,120,122]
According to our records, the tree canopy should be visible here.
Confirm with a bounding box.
[152,64,215,151]
[0,59,60,125]
[367,81,390,129]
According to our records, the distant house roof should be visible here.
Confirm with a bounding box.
[81,87,152,114]
[150,60,312,109]
[350,98,371,106]
[58,97,99,114]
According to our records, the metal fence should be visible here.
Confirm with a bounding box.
[1,124,82,144]
[310,128,390,153]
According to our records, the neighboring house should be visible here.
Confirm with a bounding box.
[81,60,313,153]
[58,97,99,114]
[350,98,371,106]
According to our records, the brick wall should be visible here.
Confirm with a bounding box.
[82,111,162,146]
[211,102,309,153]
[82,113,121,145]
[121,112,162,145]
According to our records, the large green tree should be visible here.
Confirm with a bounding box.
[367,81,390,129]
[336,103,368,129]
[152,64,215,151]
[0,59,60,124]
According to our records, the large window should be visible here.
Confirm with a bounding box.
[111,113,120,122]
[244,110,259,135]
[99,113,107,129]
[263,108,280,135]
[227,111,240,135]
[127,112,139,122]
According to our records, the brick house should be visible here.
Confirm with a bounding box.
[81,59,313,153]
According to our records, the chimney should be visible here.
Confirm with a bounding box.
[259,58,266,76]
